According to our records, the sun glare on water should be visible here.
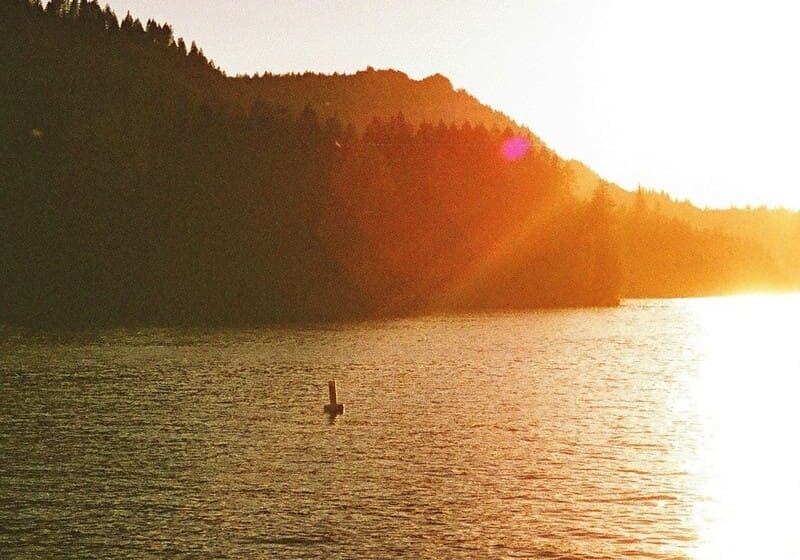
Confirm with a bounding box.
[677,294,800,559]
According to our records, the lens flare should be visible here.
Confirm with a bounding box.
[501,136,530,161]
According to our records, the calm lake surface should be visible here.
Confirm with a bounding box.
[2,296,799,559]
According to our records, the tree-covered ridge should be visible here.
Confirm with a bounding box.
[567,161,800,290]
[235,68,530,139]
[1,1,795,326]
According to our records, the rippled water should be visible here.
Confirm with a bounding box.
[2,296,800,558]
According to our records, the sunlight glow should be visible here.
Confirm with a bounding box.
[680,295,800,559]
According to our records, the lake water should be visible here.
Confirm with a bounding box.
[2,296,799,559]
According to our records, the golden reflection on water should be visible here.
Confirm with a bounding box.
[680,294,800,559]
[5,296,800,557]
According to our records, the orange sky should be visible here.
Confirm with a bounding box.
[110,0,800,209]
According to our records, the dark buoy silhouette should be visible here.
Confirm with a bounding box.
[323,379,344,416]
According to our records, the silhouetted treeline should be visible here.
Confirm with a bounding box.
[569,162,800,293]
[1,1,620,325]
[1,1,795,326]
[618,187,787,296]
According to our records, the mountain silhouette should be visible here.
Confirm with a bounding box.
[2,1,797,326]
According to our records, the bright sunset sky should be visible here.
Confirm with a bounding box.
[109,0,800,210]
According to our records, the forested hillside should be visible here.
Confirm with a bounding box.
[567,160,800,292]
[1,1,796,326]
[236,69,527,136]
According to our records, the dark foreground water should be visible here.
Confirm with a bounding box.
[2,296,799,559]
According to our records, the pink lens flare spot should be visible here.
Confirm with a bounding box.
[501,136,530,161]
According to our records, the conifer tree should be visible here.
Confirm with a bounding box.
[45,0,67,17]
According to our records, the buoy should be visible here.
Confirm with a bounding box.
[323,379,344,416]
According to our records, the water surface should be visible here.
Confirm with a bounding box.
[2,296,799,558]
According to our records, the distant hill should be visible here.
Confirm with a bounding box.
[565,159,800,285]
[236,68,530,137]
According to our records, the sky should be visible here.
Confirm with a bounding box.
[108,0,800,209]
